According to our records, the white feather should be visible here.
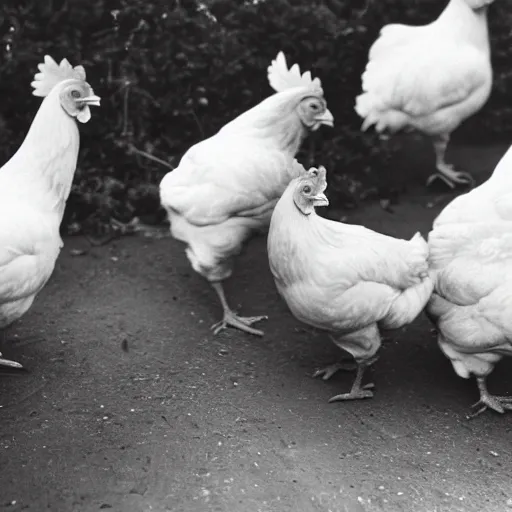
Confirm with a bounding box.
[355,0,492,136]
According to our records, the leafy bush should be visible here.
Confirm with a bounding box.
[0,0,511,233]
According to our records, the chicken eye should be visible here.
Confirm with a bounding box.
[71,90,81,99]
[310,103,319,111]
[303,185,311,194]
[310,169,318,177]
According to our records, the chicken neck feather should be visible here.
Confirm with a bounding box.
[0,86,80,224]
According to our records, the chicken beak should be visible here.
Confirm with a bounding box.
[316,109,334,127]
[81,95,101,107]
[313,193,329,207]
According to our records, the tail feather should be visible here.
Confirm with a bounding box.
[355,92,409,133]
[410,231,428,254]
[31,55,86,98]
[408,232,430,279]
[267,51,322,93]
[355,92,386,131]
[382,276,434,329]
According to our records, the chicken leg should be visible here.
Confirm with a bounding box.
[327,362,375,402]
[426,133,475,188]
[210,281,267,337]
[314,355,377,402]
[468,377,512,418]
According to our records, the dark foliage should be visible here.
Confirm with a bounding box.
[0,0,511,232]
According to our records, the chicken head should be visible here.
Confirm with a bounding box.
[59,81,101,123]
[296,97,333,131]
[31,55,100,124]
[293,166,329,215]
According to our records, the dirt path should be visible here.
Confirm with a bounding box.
[1,143,512,512]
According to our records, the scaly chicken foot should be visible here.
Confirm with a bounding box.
[467,377,512,418]
[328,363,375,402]
[427,134,475,188]
[426,163,475,189]
[210,282,267,337]
[211,311,268,337]
[313,361,358,380]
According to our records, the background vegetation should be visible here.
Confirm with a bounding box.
[1,0,511,233]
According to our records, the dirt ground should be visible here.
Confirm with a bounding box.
[1,142,512,512]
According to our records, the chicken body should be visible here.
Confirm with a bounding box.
[0,56,99,370]
[355,0,494,188]
[268,166,433,401]
[160,52,333,336]
[427,144,512,416]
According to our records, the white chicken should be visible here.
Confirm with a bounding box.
[0,55,100,371]
[355,0,494,189]
[427,144,512,416]
[267,165,433,401]
[160,52,333,336]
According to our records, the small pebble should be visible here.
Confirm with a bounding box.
[70,249,87,257]
[490,451,499,457]
[380,198,392,211]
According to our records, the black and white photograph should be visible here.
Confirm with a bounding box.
[0,0,511,510]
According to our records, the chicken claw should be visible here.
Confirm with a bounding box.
[313,362,358,380]
[328,383,375,402]
[467,377,512,418]
[327,362,375,403]
[426,164,475,189]
[211,311,268,337]
[210,281,267,336]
